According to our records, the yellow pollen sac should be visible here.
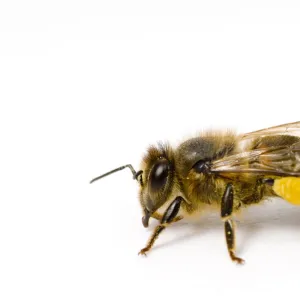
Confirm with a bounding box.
[273,177,300,205]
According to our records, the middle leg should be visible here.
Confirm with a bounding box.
[221,183,245,264]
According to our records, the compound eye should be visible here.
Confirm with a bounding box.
[150,160,169,191]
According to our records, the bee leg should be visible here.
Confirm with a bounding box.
[138,225,165,256]
[151,211,182,223]
[221,183,245,265]
[224,219,244,264]
[138,196,184,256]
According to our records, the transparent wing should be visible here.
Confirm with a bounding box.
[241,121,300,140]
[211,141,300,176]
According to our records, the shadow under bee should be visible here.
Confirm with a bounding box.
[148,199,300,255]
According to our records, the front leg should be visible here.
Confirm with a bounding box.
[221,183,245,264]
[139,197,183,256]
[151,211,182,223]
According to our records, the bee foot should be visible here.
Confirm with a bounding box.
[233,257,245,265]
[229,251,245,265]
[138,248,149,256]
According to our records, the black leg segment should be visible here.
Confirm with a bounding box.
[225,220,234,251]
[221,183,233,218]
[161,197,183,224]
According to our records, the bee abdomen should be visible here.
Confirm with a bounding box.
[273,177,300,205]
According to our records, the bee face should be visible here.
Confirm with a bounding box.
[138,144,175,227]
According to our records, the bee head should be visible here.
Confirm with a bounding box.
[138,143,175,228]
[89,143,176,228]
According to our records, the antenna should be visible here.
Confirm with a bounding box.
[90,164,138,184]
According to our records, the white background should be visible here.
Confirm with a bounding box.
[1,1,300,299]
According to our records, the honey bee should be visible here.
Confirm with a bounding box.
[90,121,300,264]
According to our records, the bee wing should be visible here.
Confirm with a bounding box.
[211,121,300,176]
[241,121,300,139]
[211,141,300,176]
